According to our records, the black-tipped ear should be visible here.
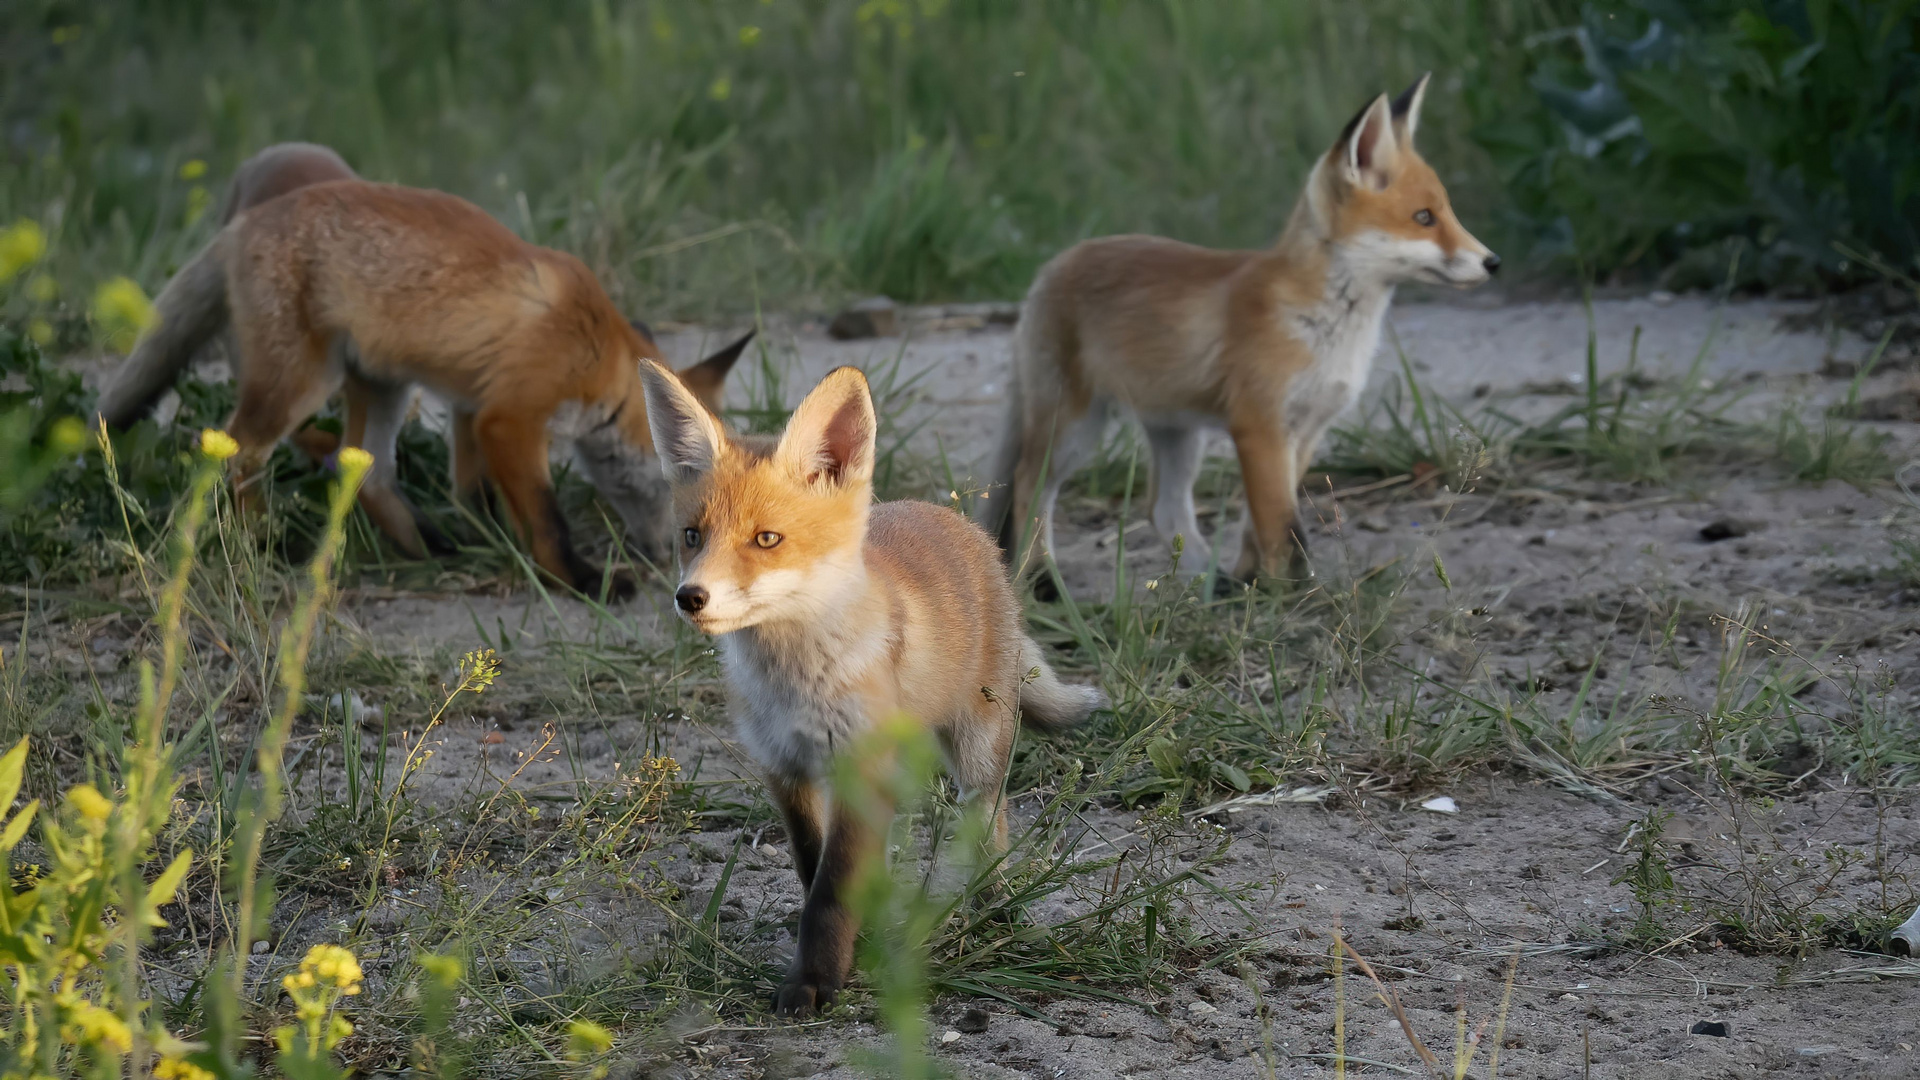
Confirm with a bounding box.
[628,318,655,343]
[675,330,754,415]
[638,360,726,484]
[1339,92,1399,190]
[1391,72,1431,144]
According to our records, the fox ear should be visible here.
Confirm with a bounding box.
[1391,72,1431,145]
[777,366,875,489]
[675,329,754,415]
[1339,92,1399,191]
[639,360,725,483]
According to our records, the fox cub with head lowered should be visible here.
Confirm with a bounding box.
[640,362,1106,1016]
[990,73,1497,587]
[96,175,747,596]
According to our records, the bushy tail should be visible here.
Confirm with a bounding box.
[94,234,232,428]
[1016,637,1107,732]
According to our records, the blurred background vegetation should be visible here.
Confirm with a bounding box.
[2,0,1914,327]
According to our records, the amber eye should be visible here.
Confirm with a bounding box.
[755,531,783,549]
[1414,209,1436,227]
[684,528,701,549]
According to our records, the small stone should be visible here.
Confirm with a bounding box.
[827,296,898,340]
[956,1007,991,1034]
[251,939,270,955]
[1648,289,1676,306]
[940,1030,961,1045]
[1557,993,1580,1002]
[1690,1021,1729,1037]
[1187,1001,1218,1016]
[1419,796,1458,814]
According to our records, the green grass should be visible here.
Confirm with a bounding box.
[11,0,1913,336]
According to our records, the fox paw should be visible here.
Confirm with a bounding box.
[773,974,840,1018]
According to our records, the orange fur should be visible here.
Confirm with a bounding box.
[97,177,743,595]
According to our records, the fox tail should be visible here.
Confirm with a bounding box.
[94,233,232,428]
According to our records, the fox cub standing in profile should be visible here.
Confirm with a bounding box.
[95,176,747,595]
[990,73,1497,587]
[639,362,1106,1016]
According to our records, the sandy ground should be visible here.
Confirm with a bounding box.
[62,290,1920,1077]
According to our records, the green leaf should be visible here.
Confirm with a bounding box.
[0,738,28,814]
[0,799,39,852]
[1212,761,1251,793]
[143,849,194,925]
[1145,736,1184,779]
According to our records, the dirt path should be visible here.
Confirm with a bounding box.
[298,291,1920,1078]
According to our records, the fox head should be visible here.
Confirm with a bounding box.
[638,362,876,636]
[1305,73,1498,289]
[574,330,755,566]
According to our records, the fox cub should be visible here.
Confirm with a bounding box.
[639,362,1106,1016]
[96,176,747,594]
[990,73,1497,587]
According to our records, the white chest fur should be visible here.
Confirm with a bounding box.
[718,619,891,780]
[1282,270,1394,442]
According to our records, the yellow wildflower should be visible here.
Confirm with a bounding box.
[336,445,374,472]
[199,429,239,461]
[154,1059,216,1080]
[47,417,87,456]
[0,220,47,284]
[178,159,208,181]
[28,319,54,346]
[299,944,365,995]
[566,1019,614,1058]
[59,1002,132,1053]
[738,24,762,46]
[66,784,112,821]
[708,76,732,102]
[91,276,157,353]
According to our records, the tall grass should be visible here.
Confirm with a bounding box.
[3,0,1562,321]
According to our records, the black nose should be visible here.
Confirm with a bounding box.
[1483,253,1502,274]
[675,585,708,614]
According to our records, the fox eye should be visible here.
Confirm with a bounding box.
[1414,209,1436,227]
[755,531,783,549]
[684,528,701,549]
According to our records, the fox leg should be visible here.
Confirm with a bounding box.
[944,705,1018,854]
[340,375,453,558]
[1006,398,1106,593]
[766,774,828,892]
[1143,422,1214,576]
[284,337,362,466]
[471,407,631,598]
[225,329,342,516]
[1228,413,1309,584]
[449,407,488,500]
[775,784,889,1018]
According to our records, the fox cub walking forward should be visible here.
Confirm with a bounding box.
[640,363,1106,1016]
[991,73,1497,586]
[95,178,746,595]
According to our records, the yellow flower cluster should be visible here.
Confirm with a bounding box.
[66,784,113,822]
[92,276,157,353]
[59,1002,132,1053]
[284,944,364,997]
[0,220,46,284]
[458,648,502,693]
[199,429,239,462]
[154,1058,216,1080]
